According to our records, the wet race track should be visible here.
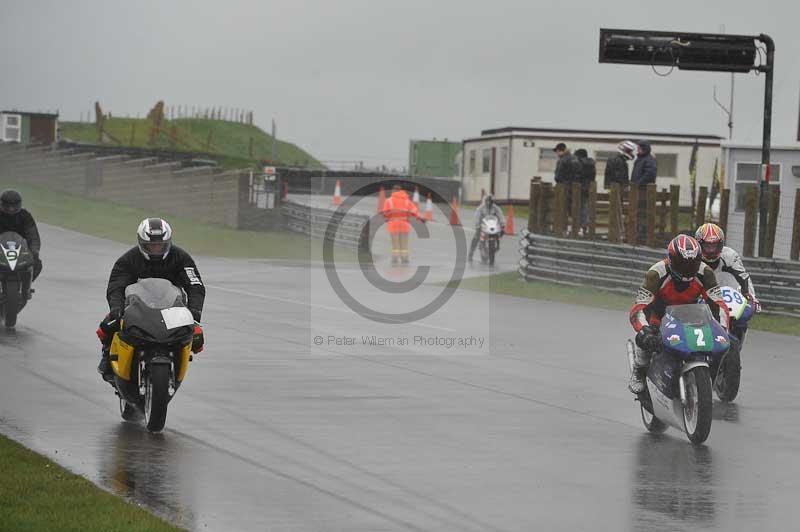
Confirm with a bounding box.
[2,223,800,531]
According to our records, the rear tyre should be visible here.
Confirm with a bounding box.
[3,279,20,328]
[716,348,741,403]
[119,397,141,422]
[683,367,713,445]
[144,364,170,433]
[640,403,667,434]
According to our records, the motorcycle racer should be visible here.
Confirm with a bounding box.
[627,235,731,394]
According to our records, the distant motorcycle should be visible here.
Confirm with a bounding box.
[712,286,753,402]
[626,301,731,444]
[109,278,196,432]
[478,215,503,266]
[0,231,35,328]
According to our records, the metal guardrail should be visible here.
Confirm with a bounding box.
[518,230,800,316]
[281,199,369,251]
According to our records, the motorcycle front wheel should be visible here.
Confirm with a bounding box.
[144,364,170,433]
[3,279,20,328]
[682,367,713,445]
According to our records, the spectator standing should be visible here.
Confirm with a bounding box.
[604,140,635,190]
[630,140,658,242]
[574,149,596,235]
[553,143,579,231]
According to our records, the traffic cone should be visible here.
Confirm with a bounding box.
[333,180,342,205]
[424,193,433,221]
[505,204,516,235]
[449,196,461,226]
[412,186,420,205]
[377,186,386,213]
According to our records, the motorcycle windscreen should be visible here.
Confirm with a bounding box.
[661,304,729,357]
[122,280,193,343]
[0,231,33,271]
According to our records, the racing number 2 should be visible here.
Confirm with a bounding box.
[694,328,706,347]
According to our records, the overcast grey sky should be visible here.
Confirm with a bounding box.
[2,0,799,168]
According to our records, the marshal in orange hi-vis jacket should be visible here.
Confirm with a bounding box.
[381,185,424,264]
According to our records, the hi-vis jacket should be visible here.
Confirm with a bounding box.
[382,190,421,234]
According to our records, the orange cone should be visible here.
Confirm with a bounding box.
[412,186,420,205]
[449,196,461,226]
[333,180,342,205]
[377,186,386,213]
[424,193,433,221]
[505,204,516,235]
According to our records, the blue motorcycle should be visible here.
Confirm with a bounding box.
[626,291,749,445]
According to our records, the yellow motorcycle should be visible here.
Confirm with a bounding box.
[110,278,195,432]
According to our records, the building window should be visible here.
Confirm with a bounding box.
[469,150,476,175]
[655,153,678,178]
[2,114,21,142]
[594,150,618,176]
[499,147,509,173]
[538,149,558,173]
[482,149,491,173]
[734,162,781,212]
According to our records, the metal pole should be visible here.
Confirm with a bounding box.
[757,34,774,257]
[729,72,735,139]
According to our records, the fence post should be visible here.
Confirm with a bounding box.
[541,183,553,235]
[669,185,680,235]
[764,185,781,258]
[657,187,667,237]
[528,179,539,232]
[608,183,621,244]
[791,189,800,261]
[129,123,136,145]
[742,186,757,257]
[553,184,567,236]
[570,182,581,238]
[588,181,597,239]
[646,184,657,247]
[627,186,639,245]
[719,189,730,233]
[694,186,708,227]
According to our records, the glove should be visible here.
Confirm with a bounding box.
[97,308,122,343]
[191,323,204,354]
[748,296,762,313]
[635,325,660,352]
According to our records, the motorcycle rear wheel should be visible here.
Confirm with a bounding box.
[683,367,713,445]
[640,403,667,434]
[144,365,170,433]
[716,348,741,403]
[3,279,20,328]
[119,397,141,422]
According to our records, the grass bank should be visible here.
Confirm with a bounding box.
[452,271,800,336]
[0,433,183,532]
[6,181,326,260]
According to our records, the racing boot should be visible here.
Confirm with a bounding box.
[628,345,650,394]
[628,368,646,394]
[97,346,114,383]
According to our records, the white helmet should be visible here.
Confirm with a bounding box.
[617,140,637,161]
[137,218,172,261]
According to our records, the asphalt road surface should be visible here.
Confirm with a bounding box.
[1,223,799,532]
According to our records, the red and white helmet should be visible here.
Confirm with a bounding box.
[137,218,172,261]
[695,223,725,262]
[617,140,637,161]
[667,234,702,282]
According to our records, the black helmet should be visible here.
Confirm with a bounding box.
[667,235,702,282]
[0,190,22,215]
[137,218,173,261]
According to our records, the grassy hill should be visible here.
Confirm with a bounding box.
[60,117,322,169]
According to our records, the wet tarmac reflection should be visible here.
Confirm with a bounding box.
[98,422,196,530]
[631,434,715,530]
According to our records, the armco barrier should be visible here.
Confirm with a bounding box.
[518,230,800,316]
[281,199,369,252]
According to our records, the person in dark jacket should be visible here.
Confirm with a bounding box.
[96,218,206,381]
[0,190,42,281]
[604,141,635,190]
[630,140,658,242]
[553,143,579,184]
[630,140,657,187]
[574,149,596,234]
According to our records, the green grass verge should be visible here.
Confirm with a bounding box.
[6,181,325,260]
[0,433,183,532]
[60,117,322,169]
[452,271,800,336]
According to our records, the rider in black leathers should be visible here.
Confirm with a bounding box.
[96,218,206,381]
[0,190,43,280]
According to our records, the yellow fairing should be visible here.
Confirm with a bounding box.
[177,343,192,382]
[110,333,135,380]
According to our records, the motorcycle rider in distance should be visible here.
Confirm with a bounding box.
[468,194,506,263]
[96,218,206,382]
[627,235,731,394]
[0,190,43,281]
